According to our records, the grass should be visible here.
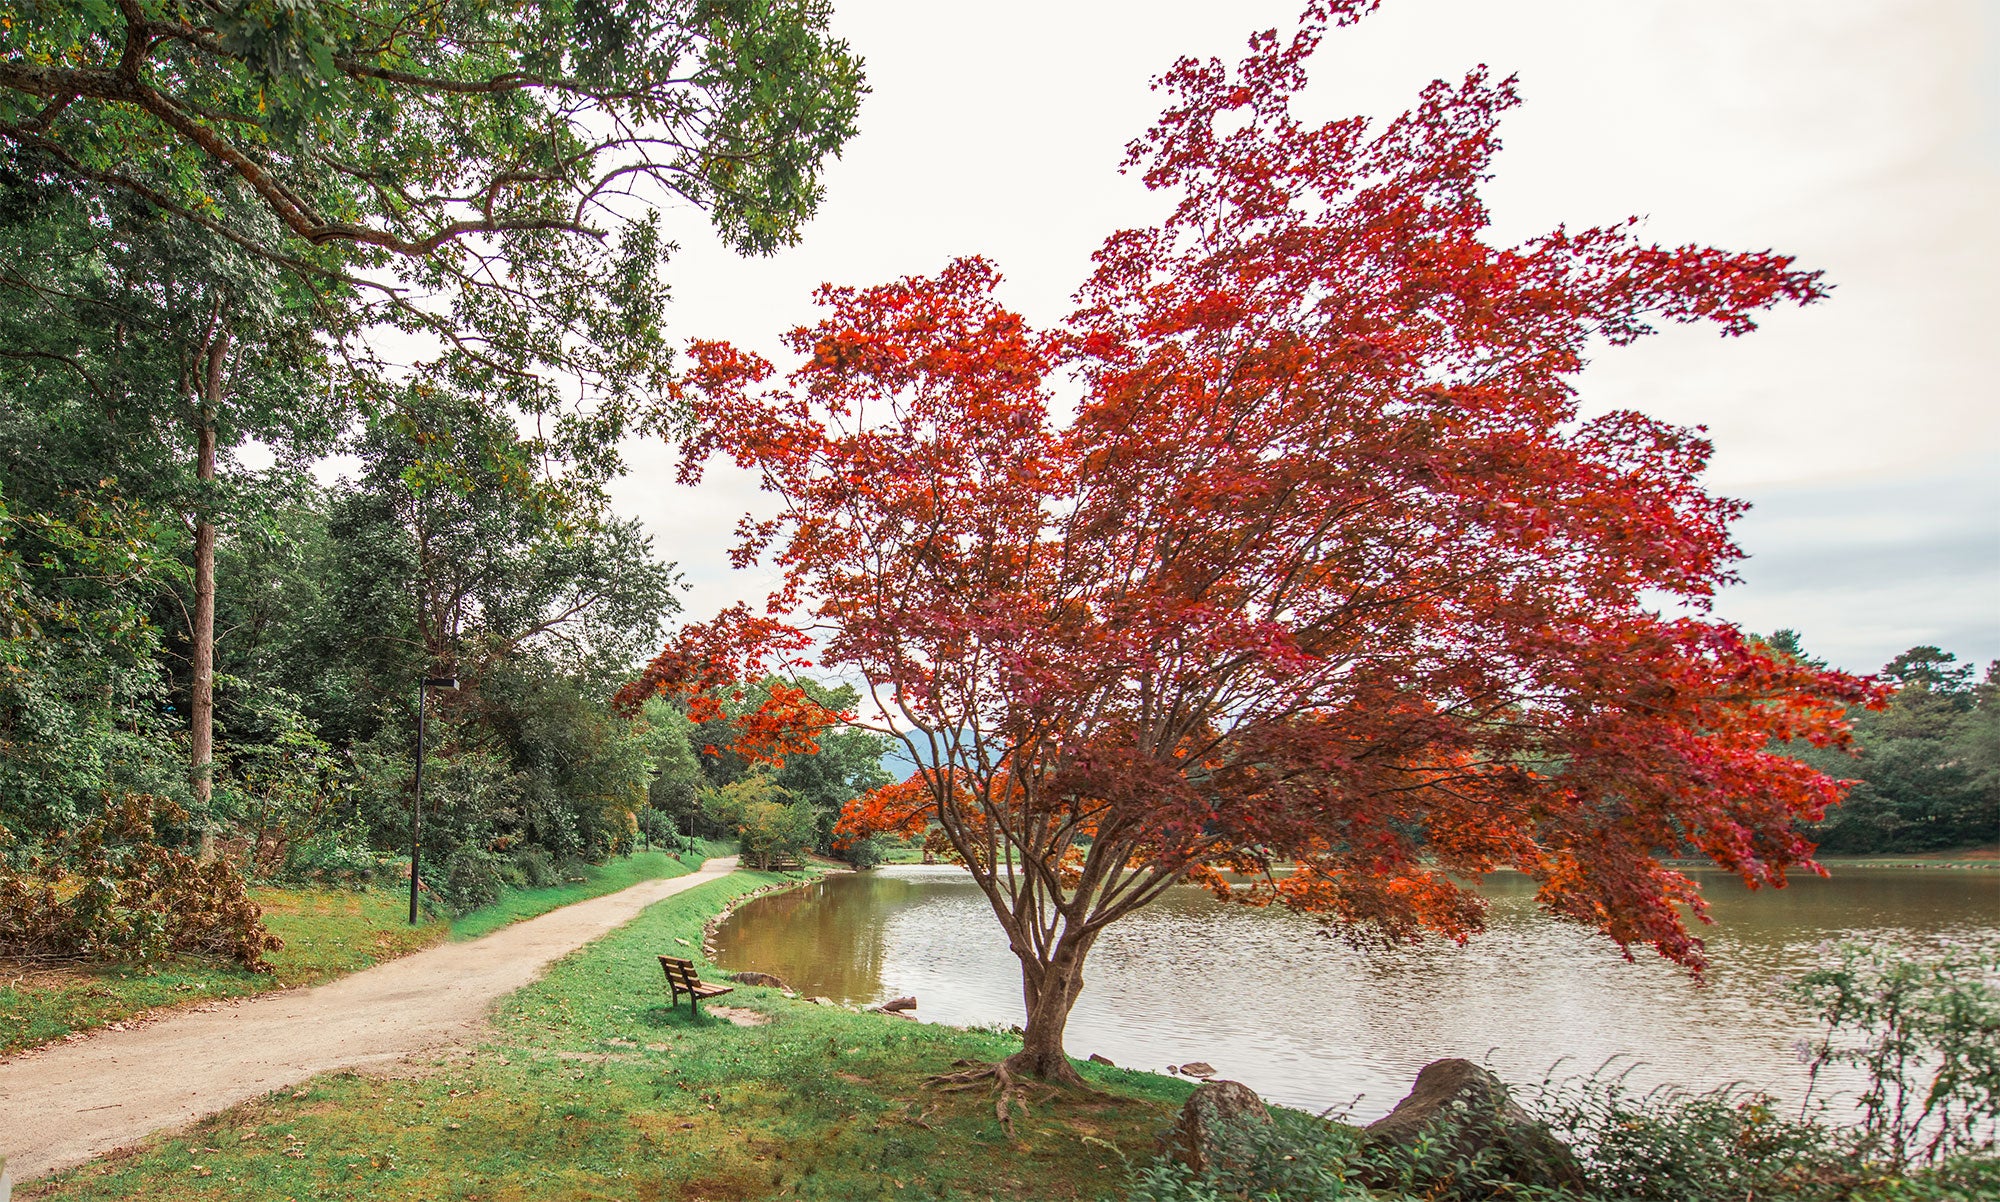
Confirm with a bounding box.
[873,836,932,865]
[0,843,735,1056]
[27,870,1198,1202]
[1814,846,2000,870]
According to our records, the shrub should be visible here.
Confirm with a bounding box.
[0,794,281,970]
[511,845,559,888]
[438,844,507,914]
[1793,942,2000,1168]
[1521,1075,1873,1201]
[1109,1045,2000,1201]
[1120,1108,1370,1201]
[279,819,378,886]
[844,834,890,871]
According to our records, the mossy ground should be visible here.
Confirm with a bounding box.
[25,871,1196,1201]
[1,847,728,1055]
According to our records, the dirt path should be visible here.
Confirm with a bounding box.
[0,857,740,1182]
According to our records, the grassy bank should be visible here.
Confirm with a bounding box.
[1,845,733,1056]
[1815,846,2000,870]
[28,870,1195,1201]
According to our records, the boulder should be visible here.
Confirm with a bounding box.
[1362,1059,1584,1189]
[1170,1080,1270,1173]
[804,995,834,1007]
[730,971,789,989]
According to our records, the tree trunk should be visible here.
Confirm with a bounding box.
[190,329,228,854]
[1001,928,1097,1086]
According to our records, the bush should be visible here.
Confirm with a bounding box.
[278,819,378,886]
[844,834,890,871]
[1793,942,2000,1168]
[1109,1049,2000,1201]
[1120,1108,1370,1201]
[437,844,506,914]
[1522,1076,1874,1201]
[510,845,559,888]
[0,794,281,970]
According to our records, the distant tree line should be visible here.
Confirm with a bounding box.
[1767,633,2000,855]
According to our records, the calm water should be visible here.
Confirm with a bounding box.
[711,865,2000,1119]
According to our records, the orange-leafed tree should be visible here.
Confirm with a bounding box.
[614,604,836,767]
[661,1,1881,1084]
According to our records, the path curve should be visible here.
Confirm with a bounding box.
[0,857,740,1181]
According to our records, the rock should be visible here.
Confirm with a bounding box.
[1169,1080,1270,1173]
[672,937,691,947]
[878,995,917,1013]
[805,995,834,1007]
[1088,1053,1115,1067]
[1178,1061,1217,1079]
[731,971,789,990]
[1361,1059,1585,1190]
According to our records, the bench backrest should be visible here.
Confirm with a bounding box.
[659,955,702,989]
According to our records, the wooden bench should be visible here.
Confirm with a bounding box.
[658,955,733,1014]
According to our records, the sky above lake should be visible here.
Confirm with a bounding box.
[606,0,2000,680]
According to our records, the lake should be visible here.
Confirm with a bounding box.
[710,864,2000,1120]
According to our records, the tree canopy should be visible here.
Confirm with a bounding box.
[1770,634,1999,855]
[656,2,1878,1082]
[0,0,870,947]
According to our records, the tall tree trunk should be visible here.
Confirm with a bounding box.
[190,329,228,854]
[1002,925,1097,1085]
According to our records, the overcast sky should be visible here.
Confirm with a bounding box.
[604,0,2000,680]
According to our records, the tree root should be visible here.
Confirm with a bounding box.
[923,1059,1061,1138]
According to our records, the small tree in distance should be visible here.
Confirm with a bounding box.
[648,0,1881,1085]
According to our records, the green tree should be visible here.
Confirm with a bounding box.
[701,771,814,870]
[0,166,345,829]
[691,675,890,853]
[0,483,184,837]
[1,0,864,417]
[639,696,706,846]
[293,384,681,868]
[1779,638,1998,854]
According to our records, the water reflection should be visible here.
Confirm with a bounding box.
[711,865,1999,1119]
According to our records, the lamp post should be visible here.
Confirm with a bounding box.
[410,674,458,925]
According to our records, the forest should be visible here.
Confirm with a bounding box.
[0,0,877,967]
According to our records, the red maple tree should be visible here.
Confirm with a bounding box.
[656,1,1880,1083]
